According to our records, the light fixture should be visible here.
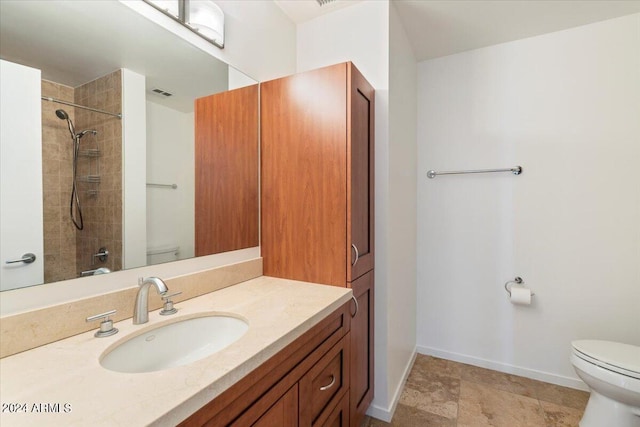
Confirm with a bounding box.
[186,1,224,47]
[143,0,224,49]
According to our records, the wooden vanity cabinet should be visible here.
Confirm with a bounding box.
[261,62,375,427]
[179,302,351,427]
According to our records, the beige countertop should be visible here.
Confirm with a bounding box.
[0,276,352,426]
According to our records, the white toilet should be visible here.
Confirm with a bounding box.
[571,340,640,427]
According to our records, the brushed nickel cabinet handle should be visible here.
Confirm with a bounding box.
[319,374,336,391]
[351,295,359,318]
[351,244,359,267]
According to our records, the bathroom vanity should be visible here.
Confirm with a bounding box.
[0,276,351,426]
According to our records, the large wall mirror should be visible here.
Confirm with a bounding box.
[0,1,259,298]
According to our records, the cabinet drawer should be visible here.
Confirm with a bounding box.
[299,335,350,426]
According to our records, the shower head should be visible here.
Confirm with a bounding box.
[55,109,75,138]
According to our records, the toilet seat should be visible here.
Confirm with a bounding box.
[572,340,640,380]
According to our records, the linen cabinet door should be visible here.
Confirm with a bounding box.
[261,63,348,287]
[347,64,375,282]
[348,270,374,427]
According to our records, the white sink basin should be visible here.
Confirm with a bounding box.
[100,314,249,373]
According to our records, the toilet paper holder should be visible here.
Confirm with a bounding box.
[504,277,535,297]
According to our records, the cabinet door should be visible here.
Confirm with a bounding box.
[194,84,259,256]
[261,63,348,287]
[252,384,298,427]
[348,270,374,427]
[323,393,350,427]
[347,63,375,282]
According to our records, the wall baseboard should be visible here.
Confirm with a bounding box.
[416,345,588,391]
[366,348,418,422]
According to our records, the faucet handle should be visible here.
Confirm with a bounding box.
[160,291,182,316]
[86,310,118,338]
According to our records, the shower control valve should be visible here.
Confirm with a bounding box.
[92,247,109,264]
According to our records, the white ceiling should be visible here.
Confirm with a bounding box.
[274,0,640,62]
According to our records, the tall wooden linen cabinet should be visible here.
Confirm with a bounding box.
[261,62,375,427]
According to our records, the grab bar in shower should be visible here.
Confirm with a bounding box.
[427,166,522,179]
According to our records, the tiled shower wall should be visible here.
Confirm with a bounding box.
[41,81,77,283]
[40,70,122,283]
[74,70,123,275]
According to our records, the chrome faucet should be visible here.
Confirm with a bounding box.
[133,277,168,324]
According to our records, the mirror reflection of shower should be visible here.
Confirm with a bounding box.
[55,109,97,230]
[37,70,122,284]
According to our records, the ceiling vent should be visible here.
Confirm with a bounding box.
[316,0,337,6]
[151,88,173,97]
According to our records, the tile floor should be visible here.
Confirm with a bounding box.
[362,354,590,427]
